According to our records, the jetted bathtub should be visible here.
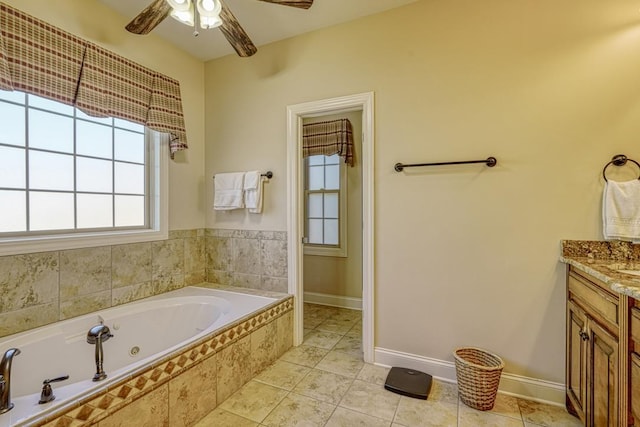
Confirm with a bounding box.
[0,286,278,426]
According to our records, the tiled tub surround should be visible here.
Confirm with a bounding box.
[206,229,288,294]
[561,240,640,298]
[0,229,207,338]
[21,286,293,427]
[0,228,288,338]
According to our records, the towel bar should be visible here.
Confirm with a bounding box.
[394,157,497,172]
[214,171,273,179]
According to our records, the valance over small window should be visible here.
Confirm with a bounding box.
[303,118,354,166]
[0,3,188,157]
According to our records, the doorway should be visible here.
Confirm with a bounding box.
[286,92,374,363]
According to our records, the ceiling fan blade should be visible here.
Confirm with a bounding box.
[219,0,258,57]
[125,0,171,35]
[258,0,313,9]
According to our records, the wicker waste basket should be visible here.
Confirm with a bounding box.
[453,347,505,411]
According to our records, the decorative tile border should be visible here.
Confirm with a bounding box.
[35,297,293,427]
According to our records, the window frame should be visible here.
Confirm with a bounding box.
[0,123,168,256]
[303,155,348,258]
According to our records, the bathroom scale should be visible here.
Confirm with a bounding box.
[384,367,432,399]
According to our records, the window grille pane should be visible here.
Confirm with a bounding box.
[115,195,144,227]
[29,151,74,191]
[29,109,74,153]
[114,162,144,195]
[308,166,324,190]
[77,194,113,229]
[0,90,25,104]
[29,192,74,231]
[77,121,113,159]
[0,90,151,238]
[326,154,340,165]
[325,165,340,190]
[114,129,145,163]
[308,218,323,244]
[29,95,74,115]
[324,193,338,218]
[0,190,26,232]
[0,102,25,146]
[0,146,25,189]
[324,219,339,245]
[114,118,144,133]
[308,193,323,218]
[76,109,112,125]
[76,157,113,193]
[308,155,324,166]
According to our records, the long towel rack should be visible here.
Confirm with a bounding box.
[394,157,497,172]
[214,171,273,179]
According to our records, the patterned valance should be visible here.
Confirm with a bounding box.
[0,3,188,157]
[302,118,354,166]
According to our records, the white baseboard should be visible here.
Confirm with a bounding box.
[303,292,362,310]
[374,347,565,406]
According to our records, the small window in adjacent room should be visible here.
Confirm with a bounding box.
[303,154,347,257]
[0,90,168,255]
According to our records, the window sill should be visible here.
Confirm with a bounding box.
[0,227,168,257]
[304,245,347,258]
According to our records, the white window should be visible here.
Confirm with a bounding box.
[0,90,167,256]
[303,154,347,257]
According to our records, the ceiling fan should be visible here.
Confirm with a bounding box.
[125,0,314,57]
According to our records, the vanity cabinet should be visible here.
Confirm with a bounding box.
[632,304,640,426]
[566,268,620,427]
[632,352,640,426]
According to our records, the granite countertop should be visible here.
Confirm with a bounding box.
[561,240,640,300]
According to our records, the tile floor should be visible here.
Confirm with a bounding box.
[196,304,581,427]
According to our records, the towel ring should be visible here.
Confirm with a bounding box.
[602,154,640,182]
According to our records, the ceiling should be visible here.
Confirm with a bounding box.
[96,0,419,61]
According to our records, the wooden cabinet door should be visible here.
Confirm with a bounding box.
[567,300,587,421]
[588,320,619,427]
[632,353,640,427]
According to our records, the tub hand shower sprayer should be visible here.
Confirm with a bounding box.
[87,323,113,382]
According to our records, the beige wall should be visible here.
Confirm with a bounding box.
[303,112,363,299]
[205,0,640,383]
[3,0,206,231]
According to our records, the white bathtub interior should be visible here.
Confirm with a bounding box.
[0,286,278,427]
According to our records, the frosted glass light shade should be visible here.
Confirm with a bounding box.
[166,0,191,11]
[170,7,195,26]
[200,15,222,28]
[197,0,222,28]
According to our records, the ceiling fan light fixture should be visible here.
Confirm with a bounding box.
[169,7,195,26]
[166,0,192,11]
[197,0,223,29]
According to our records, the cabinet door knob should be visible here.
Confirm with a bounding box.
[580,331,589,341]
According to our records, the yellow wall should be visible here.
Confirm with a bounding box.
[205,0,640,383]
[3,0,206,231]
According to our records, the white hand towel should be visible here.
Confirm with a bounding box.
[214,172,245,210]
[244,171,265,213]
[602,179,640,241]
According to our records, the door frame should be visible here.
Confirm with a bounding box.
[286,92,375,362]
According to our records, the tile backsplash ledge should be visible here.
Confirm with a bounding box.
[0,228,288,338]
